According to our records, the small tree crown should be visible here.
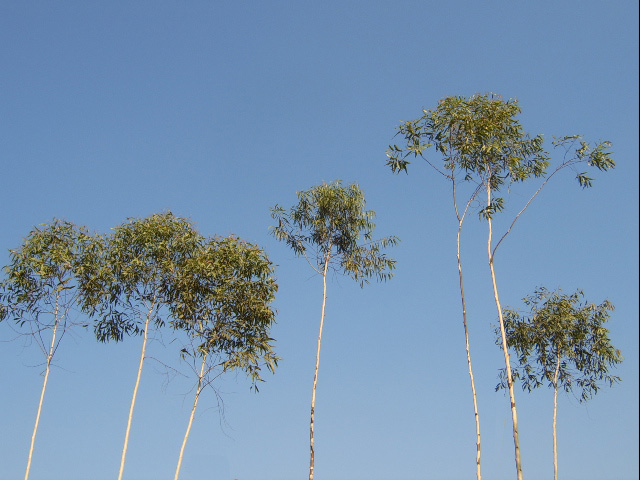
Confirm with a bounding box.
[270,180,398,286]
[1,219,93,327]
[172,235,279,388]
[498,287,622,402]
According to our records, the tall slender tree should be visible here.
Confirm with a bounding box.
[386,93,614,479]
[0,220,94,480]
[387,109,486,480]
[498,288,622,480]
[78,212,202,480]
[171,235,279,480]
[270,181,398,480]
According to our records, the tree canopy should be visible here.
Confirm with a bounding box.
[172,235,279,388]
[270,180,398,285]
[78,212,203,343]
[1,219,93,331]
[386,93,614,219]
[499,287,622,402]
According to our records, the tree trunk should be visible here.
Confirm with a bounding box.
[117,302,154,480]
[487,183,523,480]
[457,224,482,480]
[553,352,561,480]
[310,252,331,480]
[175,353,207,480]
[24,294,61,480]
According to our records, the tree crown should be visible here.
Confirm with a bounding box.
[1,219,93,328]
[386,93,615,218]
[79,212,203,342]
[498,287,622,402]
[270,180,398,286]
[172,235,279,389]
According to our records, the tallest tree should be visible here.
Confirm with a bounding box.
[386,93,614,479]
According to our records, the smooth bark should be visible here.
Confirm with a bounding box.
[453,179,482,480]
[309,251,331,480]
[553,351,561,480]
[174,354,207,480]
[458,226,482,480]
[487,183,523,480]
[24,294,61,480]
[117,303,154,480]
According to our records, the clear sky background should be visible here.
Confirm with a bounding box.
[0,2,637,480]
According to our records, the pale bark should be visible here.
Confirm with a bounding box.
[24,294,61,480]
[174,353,207,480]
[487,182,523,480]
[453,180,482,480]
[117,302,155,480]
[309,252,331,480]
[553,352,561,480]
[458,226,482,480]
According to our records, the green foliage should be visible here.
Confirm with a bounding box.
[77,211,279,388]
[78,212,203,342]
[172,235,279,389]
[479,197,505,220]
[386,94,550,184]
[552,136,615,188]
[386,94,615,201]
[0,219,93,331]
[270,180,398,286]
[497,287,622,402]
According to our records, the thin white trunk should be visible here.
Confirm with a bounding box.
[457,225,482,480]
[175,353,207,480]
[117,303,154,480]
[487,182,523,480]
[24,293,61,480]
[309,252,331,480]
[453,177,483,480]
[553,352,561,480]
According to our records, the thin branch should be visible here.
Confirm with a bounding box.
[421,154,452,179]
[33,322,48,357]
[146,355,191,383]
[301,248,322,275]
[493,161,570,256]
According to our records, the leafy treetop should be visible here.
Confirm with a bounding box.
[498,287,622,402]
[0,219,93,329]
[172,235,279,389]
[270,180,398,286]
[386,93,615,219]
[78,212,203,342]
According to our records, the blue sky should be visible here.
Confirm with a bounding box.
[0,2,637,479]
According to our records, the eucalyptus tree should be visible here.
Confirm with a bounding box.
[386,93,615,480]
[386,107,486,480]
[170,235,279,480]
[270,181,398,480]
[78,212,202,480]
[498,288,622,480]
[0,219,94,480]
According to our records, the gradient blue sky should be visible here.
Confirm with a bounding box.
[1,2,637,480]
